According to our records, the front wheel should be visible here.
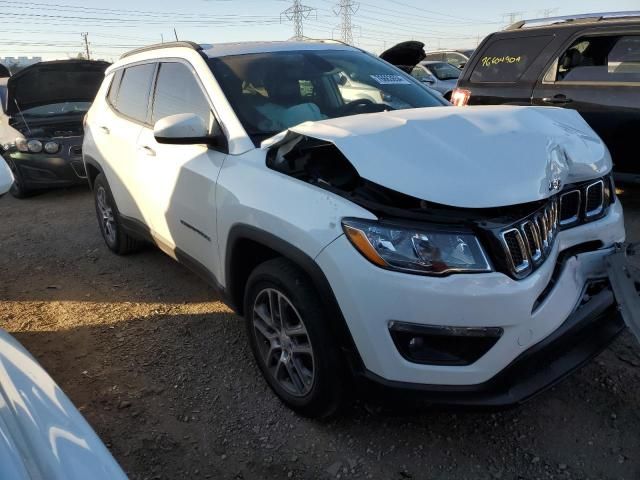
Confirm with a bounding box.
[244,258,346,418]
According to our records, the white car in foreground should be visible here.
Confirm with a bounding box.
[83,40,625,417]
[0,160,126,478]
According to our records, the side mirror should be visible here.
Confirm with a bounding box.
[154,113,225,148]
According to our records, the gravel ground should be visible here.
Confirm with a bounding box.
[0,185,639,480]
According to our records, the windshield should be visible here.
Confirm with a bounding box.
[21,101,92,117]
[208,49,445,142]
[425,62,461,81]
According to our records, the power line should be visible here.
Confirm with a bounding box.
[281,0,316,41]
[333,0,359,44]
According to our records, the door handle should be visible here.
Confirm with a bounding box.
[542,95,572,105]
[99,126,110,134]
[139,145,156,156]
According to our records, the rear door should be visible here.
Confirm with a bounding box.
[97,63,156,220]
[532,30,640,177]
[136,60,226,275]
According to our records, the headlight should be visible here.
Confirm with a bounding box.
[15,138,28,152]
[44,141,59,154]
[342,218,492,275]
[27,139,43,153]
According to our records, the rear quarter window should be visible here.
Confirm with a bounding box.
[470,35,552,83]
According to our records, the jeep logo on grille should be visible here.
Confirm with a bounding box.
[549,178,562,191]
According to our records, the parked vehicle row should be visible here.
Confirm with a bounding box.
[82,40,625,418]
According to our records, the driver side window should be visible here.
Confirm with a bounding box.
[152,62,212,126]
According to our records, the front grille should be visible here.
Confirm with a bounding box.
[500,198,559,278]
[585,180,604,218]
[559,179,607,224]
[497,177,611,279]
[559,190,581,226]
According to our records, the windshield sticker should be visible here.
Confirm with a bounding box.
[480,55,522,68]
[370,74,411,85]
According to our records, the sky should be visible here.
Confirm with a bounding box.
[1,0,638,61]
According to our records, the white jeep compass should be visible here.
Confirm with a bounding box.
[83,40,626,417]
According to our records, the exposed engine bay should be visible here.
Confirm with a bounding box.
[9,118,83,139]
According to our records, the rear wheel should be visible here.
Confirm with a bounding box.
[94,173,143,255]
[244,258,346,418]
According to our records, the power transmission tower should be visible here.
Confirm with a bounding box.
[281,0,315,41]
[81,32,91,60]
[539,8,559,18]
[502,11,524,26]
[334,0,359,45]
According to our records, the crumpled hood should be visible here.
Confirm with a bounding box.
[263,106,611,208]
[7,60,109,115]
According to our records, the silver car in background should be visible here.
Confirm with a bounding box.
[410,61,461,101]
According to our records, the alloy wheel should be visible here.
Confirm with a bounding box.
[96,186,117,245]
[252,288,315,397]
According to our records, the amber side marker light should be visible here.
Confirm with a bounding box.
[343,225,388,267]
[451,88,471,107]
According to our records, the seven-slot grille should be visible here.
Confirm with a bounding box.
[499,178,610,279]
[501,198,559,277]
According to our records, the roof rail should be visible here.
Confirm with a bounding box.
[505,10,640,30]
[120,41,202,59]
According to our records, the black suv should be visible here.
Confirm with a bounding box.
[453,12,640,181]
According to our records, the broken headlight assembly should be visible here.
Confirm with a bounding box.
[342,218,492,275]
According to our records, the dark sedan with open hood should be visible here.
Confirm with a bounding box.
[0,60,108,197]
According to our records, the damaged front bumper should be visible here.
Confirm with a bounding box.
[316,201,627,405]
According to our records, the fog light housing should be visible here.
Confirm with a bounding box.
[389,321,503,366]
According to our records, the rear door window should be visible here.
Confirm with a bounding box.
[471,36,552,83]
[114,63,156,123]
[555,35,640,83]
[151,62,212,124]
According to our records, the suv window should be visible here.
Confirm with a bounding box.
[152,62,212,124]
[107,69,123,107]
[555,35,640,83]
[114,63,155,123]
[411,66,429,80]
[471,36,552,83]
[445,52,465,66]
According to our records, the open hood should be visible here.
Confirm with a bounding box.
[263,106,611,209]
[6,60,109,115]
[380,41,426,72]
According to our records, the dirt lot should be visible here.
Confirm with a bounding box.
[0,186,639,480]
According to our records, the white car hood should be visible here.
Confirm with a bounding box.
[0,329,127,480]
[263,106,611,208]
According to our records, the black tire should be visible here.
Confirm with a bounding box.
[244,258,346,418]
[93,173,143,255]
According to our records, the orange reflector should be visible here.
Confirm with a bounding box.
[451,88,471,107]
[343,225,388,267]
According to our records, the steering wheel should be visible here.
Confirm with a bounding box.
[337,98,375,115]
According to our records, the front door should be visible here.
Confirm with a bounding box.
[135,61,227,276]
[532,32,640,177]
